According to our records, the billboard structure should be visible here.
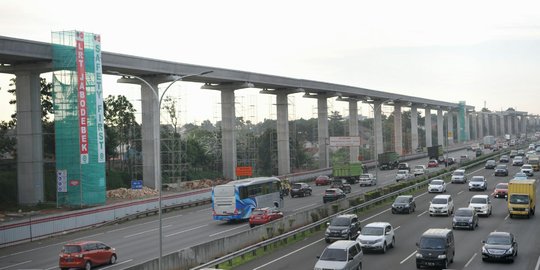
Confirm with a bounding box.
[52,31,106,207]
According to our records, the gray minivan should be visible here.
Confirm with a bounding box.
[416,228,455,269]
[314,240,362,270]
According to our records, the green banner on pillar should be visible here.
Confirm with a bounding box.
[458,101,466,142]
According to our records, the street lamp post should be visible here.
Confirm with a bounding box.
[366,98,394,181]
[110,70,212,270]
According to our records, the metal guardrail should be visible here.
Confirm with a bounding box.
[192,147,507,270]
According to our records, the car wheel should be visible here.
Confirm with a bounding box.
[382,242,387,253]
[61,268,69,270]
[85,261,92,270]
[109,254,117,265]
[482,258,487,262]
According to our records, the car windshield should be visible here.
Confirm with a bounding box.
[487,160,495,164]
[360,174,371,178]
[292,184,302,189]
[486,236,512,245]
[431,198,448,204]
[419,237,446,249]
[455,209,473,217]
[514,157,523,160]
[397,171,407,175]
[471,177,484,182]
[251,209,267,215]
[509,194,529,204]
[395,197,410,203]
[495,183,508,189]
[330,217,350,226]
[62,245,82,254]
[414,165,424,169]
[430,180,444,185]
[470,197,487,204]
[522,165,532,169]
[362,227,384,236]
[496,165,506,169]
[319,248,347,261]
[514,173,527,178]
[325,190,336,195]
[453,171,464,176]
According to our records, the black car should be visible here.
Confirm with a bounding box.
[484,160,497,169]
[494,164,509,176]
[331,179,351,194]
[323,188,346,203]
[391,195,416,214]
[325,214,360,243]
[482,232,518,263]
[290,183,312,198]
[499,155,510,163]
[452,208,479,230]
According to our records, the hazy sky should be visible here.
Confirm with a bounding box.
[1,0,540,125]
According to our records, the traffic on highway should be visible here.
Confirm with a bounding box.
[1,145,539,270]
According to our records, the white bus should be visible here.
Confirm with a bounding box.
[212,177,283,221]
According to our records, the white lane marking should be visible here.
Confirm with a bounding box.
[0,260,32,270]
[252,238,325,270]
[416,192,428,198]
[417,210,428,217]
[209,225,248,237]
[198,208,211,212]
[124,225,172,238]
[45,266,58,270]
[457,191,464,195]
[394,226,401,230]
[72,232,105,241]
[294,203,317,212]
[400,251,417,264]
[100,259,134,270]
[0,241,62,259]
[465,252,477,268]
[535,255,540,270]
[361,209,390,223]
[505,214,509,220]
[467,167,485,175]
[165,224,208,237]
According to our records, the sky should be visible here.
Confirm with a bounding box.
[1,0,540,125]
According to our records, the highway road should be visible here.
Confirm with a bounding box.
[235,149,540,270]
[0,148,485,269]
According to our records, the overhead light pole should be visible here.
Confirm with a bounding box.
[110,70,212,270]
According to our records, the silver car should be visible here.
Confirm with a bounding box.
[315,240,363,270]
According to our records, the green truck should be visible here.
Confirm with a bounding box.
[332,162,364,184]
[378,152,400,170]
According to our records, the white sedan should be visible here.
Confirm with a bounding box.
[356,222,395,253]
[428,179,447,193]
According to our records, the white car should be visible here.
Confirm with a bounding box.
[512,156,524,166]
[358,173,377,186]
[521,164,534,176]
[315,240,363,270]
[468,194,492,216]
[468,176,487,191]
[428,179,447,193]
[413,165,427,176]
[429,194,454,216]
[356,222,395,253]
[395,170,411,182]
[451,169,467,183]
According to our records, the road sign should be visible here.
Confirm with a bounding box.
[329,136,361,147]
[57,170,67,193]
[236,166,253,177]
[131,180,143,190]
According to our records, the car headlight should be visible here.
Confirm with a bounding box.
[416,253,423,258]
[314,268,322,270]
[506,248,514,254]
[342,229,349,234]
[482,247,487,253]
[325,228,330,235]
[438,254,447,259]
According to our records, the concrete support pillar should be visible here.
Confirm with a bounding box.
[317,96,329,168]
[221,89,237,179]
[348,100,359,162]
[374,100,384,155]
[276,92,290,175]
[478,114,484,139]
[411,106,419,152]
[500,114,506,135]
[471,114,478,140]
[393,105,403,155]
[507,116,513,135]
[465,113,471,141]
[484,114,491,136]
[513,116,519,136]
[447,111,454,145]
[425,108,432,147]
[521,116,527,135]
[16,72,44,204]
[491,115,498,136]
[437,109,444,146]
[140,80,161,189]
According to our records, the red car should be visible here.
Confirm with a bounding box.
[249,207,284,228]
[59,241,117,270]
[315,175,331,186]
[427,159,439,168]
[492,182,509,198]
